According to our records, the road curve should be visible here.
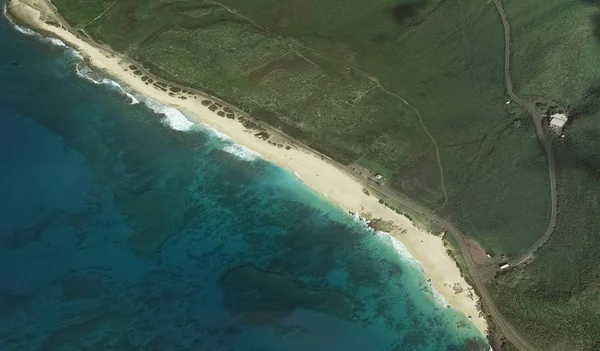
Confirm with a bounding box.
[490,0,558,267]
[363,182,537,351]
[30,0,540,349]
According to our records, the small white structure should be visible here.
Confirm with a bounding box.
[374,173,383,180]
[499,263,510,270]
[549,113,568,133]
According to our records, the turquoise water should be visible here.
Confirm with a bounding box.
[0,7,489,350]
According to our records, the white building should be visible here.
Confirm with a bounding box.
[549,113,568,133]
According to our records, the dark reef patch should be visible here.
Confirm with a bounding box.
[220,265,356,322]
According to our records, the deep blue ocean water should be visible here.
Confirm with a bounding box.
[0,7,489,351]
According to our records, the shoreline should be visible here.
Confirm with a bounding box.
[5,0,489,335]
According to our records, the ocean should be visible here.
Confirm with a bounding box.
[0,6,489,351]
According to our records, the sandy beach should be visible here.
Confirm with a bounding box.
[6,0,488,335]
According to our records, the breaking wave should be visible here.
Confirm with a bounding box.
[2,5,35,36]
[4,4,262,162]
[345,212,453,308]
[378,231,423,270]
[43,37,67,48]
[222,144,261,161]
[346,211,376,233]
[75,64,138,104]
[7,20,36,37]
[143,100,194,131]
[142,100,260,160]
[101,78,139,104]
[3,6,82,60]
[431,288,450,308]
[198,123,261,161]
[201,123,231,142]
[74,63,101,84]
[377,231,450,307]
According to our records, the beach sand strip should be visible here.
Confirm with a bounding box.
[6,0,488,335]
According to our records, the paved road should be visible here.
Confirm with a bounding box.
[35,0,541,348]
[363,181,537,351]
[341,1,558,348]
[491,0,558,267]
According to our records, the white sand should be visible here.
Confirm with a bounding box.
[7,0,488,335]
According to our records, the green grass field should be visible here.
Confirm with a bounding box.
[53,0,600,347]
[50,0,552,260]
[479,0,600,349]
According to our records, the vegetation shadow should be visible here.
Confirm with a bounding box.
[564,0,600,178]
[390,1,428,24]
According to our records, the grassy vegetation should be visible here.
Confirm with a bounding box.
[52,0,115,27]
[47,0,600,347]
[368,186,444,234]
[506,0,600,107]
[473,0,600,349]
[49,0,553,260]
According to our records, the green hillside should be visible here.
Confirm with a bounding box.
[487,0,600,349]
[45,0,600,348]
[51,0,551,260]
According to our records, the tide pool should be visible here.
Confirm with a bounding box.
[0,6,489,350]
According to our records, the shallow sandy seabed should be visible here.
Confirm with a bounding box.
[6,0,488,335]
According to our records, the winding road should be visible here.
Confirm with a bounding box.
[347,1,558,347]
[361,181,537,351]
[28,0,556,349]
[344,1,557,349]
[491,0,558,267]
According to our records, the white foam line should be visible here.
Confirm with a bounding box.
[200,123,231,141]
[430,285,450,308]
[2,4,35,36]
[346,211,377,233]
[143,99,194,131]
[3,6,82,60]
[75,63,101,84]
[126,92,139,105]
[143,103,261,161]
[378,231,424,271]
[44,37,67,47]
[222,143,262,161]
[74,64,138,104]
[3,4,261,160]
[101,78,139,105]
[9,19,37,36]
[377,232,450,307]
[197,123,261,161]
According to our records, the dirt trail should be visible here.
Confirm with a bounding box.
[205,0,449,205]
[36,0,550,348]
